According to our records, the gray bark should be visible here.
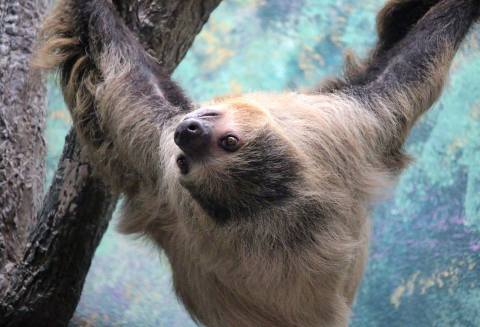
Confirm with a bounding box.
[0,0,222,326]
[0,0,48,274]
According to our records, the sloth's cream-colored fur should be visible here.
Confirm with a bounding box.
[35,0,479,326]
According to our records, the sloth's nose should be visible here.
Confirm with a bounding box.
[174,118,211,157]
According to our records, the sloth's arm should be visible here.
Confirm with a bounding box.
[37,0,192,190]
[363,0,478,155]
[325,0,479,168]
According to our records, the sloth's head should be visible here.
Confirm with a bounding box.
[173,96,303,223]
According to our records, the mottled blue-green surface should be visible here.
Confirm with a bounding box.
[43,0,480,326]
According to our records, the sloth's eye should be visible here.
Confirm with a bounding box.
[220,135,240,152]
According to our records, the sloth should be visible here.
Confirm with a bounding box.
[36,0,479,326]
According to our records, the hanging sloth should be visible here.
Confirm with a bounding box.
[36,0,480,326]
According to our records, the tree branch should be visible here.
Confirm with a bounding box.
[0,132,114,327]
[0,1,222,326]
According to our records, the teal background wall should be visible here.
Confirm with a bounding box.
[44,0,480,326]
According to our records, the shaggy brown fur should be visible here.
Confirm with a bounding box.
[35,0,479,326]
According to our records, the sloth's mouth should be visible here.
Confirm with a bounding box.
[176,154,190,175]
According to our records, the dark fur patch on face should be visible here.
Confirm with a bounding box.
[186,131,301,223]
[258,199,331,253]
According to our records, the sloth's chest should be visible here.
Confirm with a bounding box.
[166,239,349,327]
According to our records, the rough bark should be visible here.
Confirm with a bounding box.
[0,0,48,276]
[114,0,223,74]
[0,131,115,327]
[0,0,222,326]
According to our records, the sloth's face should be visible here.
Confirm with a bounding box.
[173,106,245,175]
[173,97,301,222]
[174,98,271,175]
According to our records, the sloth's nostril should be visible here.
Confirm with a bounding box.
[188,122,199,132]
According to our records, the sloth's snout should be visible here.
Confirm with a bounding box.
[174,118,212,157]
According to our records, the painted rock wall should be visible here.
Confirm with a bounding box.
[44,0,480,325]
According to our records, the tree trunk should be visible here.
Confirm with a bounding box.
[0,1,222,326]
[0,0,48,277]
